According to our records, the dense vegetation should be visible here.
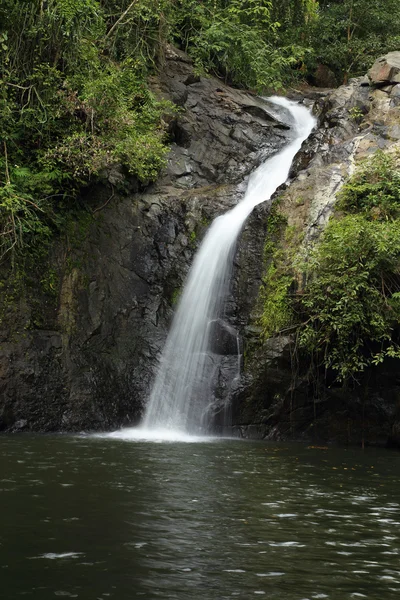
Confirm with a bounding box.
[1,0,400,265]
[261,152,400,385]
[315,0,400,83]
[173,1,400,88]
[0,0,175,263]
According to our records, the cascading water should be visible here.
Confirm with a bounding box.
[142,97,316,436]
[111,98,315,441]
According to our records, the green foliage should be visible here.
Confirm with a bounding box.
[348,106,364,122]
[261,151,400,384]
[0,181,53,263]
[260,262,294,337]
[168,0,400,87]
[101,0,170,63]
[0,0,173,264]
[263,203,288,257]
[260,209,299,338]
[312,0,400,82]
[299,215,400,380]
[43,61,171,184]
[170,0,313,90]
[338,151,400,221]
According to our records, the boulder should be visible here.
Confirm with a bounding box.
[314,63,338,88]
[368,52,400,85]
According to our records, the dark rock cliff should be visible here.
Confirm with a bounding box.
[2,48,400,447]
[0,46,291,432]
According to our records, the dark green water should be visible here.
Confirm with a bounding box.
[1,435,400,599]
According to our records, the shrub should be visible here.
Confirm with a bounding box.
[261,152,400,383]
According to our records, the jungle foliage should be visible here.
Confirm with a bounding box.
[169,0,318,91]
[0,0,173,262]
[1,1,400,264]
[261,152,400,384]
[170,1,400,88]
[314,0,400,83]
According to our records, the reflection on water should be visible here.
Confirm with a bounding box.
[0,436,400,599]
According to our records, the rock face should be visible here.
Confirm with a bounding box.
[0,46,291,432]
[232,66,400,446]
[2,47,400,446]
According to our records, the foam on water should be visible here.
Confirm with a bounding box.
[98,427,214,443]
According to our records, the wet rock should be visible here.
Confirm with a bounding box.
[152,45,291,188]
[390,84,400,108]
[389,420,400,447]
[359,75,371,87]
[208,319,240,355]
[264,336,292,363]
[13,419,28,431]
[314,63,338,88]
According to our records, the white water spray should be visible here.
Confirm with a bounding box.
[117,98,315,441]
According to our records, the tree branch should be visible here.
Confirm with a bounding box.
[105,1,139,40]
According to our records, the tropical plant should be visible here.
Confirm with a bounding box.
[298,215,400,381]
[261,152,400,384]
[170,0,314,90]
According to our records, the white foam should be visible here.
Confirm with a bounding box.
[96,427,215,443]
[36,552,83,560]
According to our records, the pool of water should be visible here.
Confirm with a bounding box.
[1,434,400,599]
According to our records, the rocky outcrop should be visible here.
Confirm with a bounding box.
[368,51,400,85]
[231,65,400,446]
[0,46,291,432]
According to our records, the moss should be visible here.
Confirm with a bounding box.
[189,230,197,247]
[259,205,303,339]
[201,215,211,228]
[260,264,294,338]
[171,287,181,306]
[40,268,59,298]
[263,202,287,259]
[65,211,93,249]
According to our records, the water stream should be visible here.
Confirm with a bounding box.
[141,97,315,437]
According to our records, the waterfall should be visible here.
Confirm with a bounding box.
[140,97,315,437]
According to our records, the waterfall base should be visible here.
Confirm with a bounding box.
[96,427,216,443]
